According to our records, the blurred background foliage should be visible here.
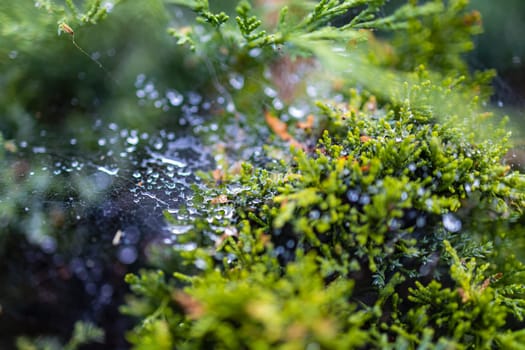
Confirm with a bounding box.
[0,0,524,349]
[1,0,216,139]
[468,0,525,106]
[1,0,524,139]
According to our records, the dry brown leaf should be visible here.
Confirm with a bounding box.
[265,111,307,150]
[265,111,291,141]
[212,168,224,183]
[457,287,469,303]
[463,10,482,26]
[480,278,491,293]
[173,291,205,320]
[360,164,370,172]
[210,194,229,204]
[297,114,315,130]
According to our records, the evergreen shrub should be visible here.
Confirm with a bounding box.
[121,1,525,349]
[2,0,524,349]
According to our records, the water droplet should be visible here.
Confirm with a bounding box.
[135,74,146,87]
[32,146,46,154]
[163,237,174,244]
[170,224,193,234]
[229,73,244,90]
[306,85,317,97]
[248,48,262,57]
[188,92,202,105]
[272,98,284,110]
[91,51,102,60]
[97,166,119,176]
[174,242,197,251]
[388,219,401,231]
[157,155,186,168]
[264,87,278,98]
[118,246,138,264]
[346,190,360,202]
[144,82,155,93]
[166,89,184,106]
[194,258,207,270]
[442,213,461,232]
[126,135,139,145]
[289,105,306,119]
[226,101,235,112]
[8,50,18,59]
[359,195,370,205]
[103,1,114,13]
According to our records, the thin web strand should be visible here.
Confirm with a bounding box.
[60,22,119,85]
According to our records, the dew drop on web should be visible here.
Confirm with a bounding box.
[442,213,462,233]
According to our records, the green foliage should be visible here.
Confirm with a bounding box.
[390,0,483,74]
[118,1,525,348]
[124,69,525,350]
[0,0,122,139]
[126,253,372,349]
[2,0,524,348]
[15,321,104,350]
[0,0,116,53]
[399,240,525,348]
[167,0,445,55]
